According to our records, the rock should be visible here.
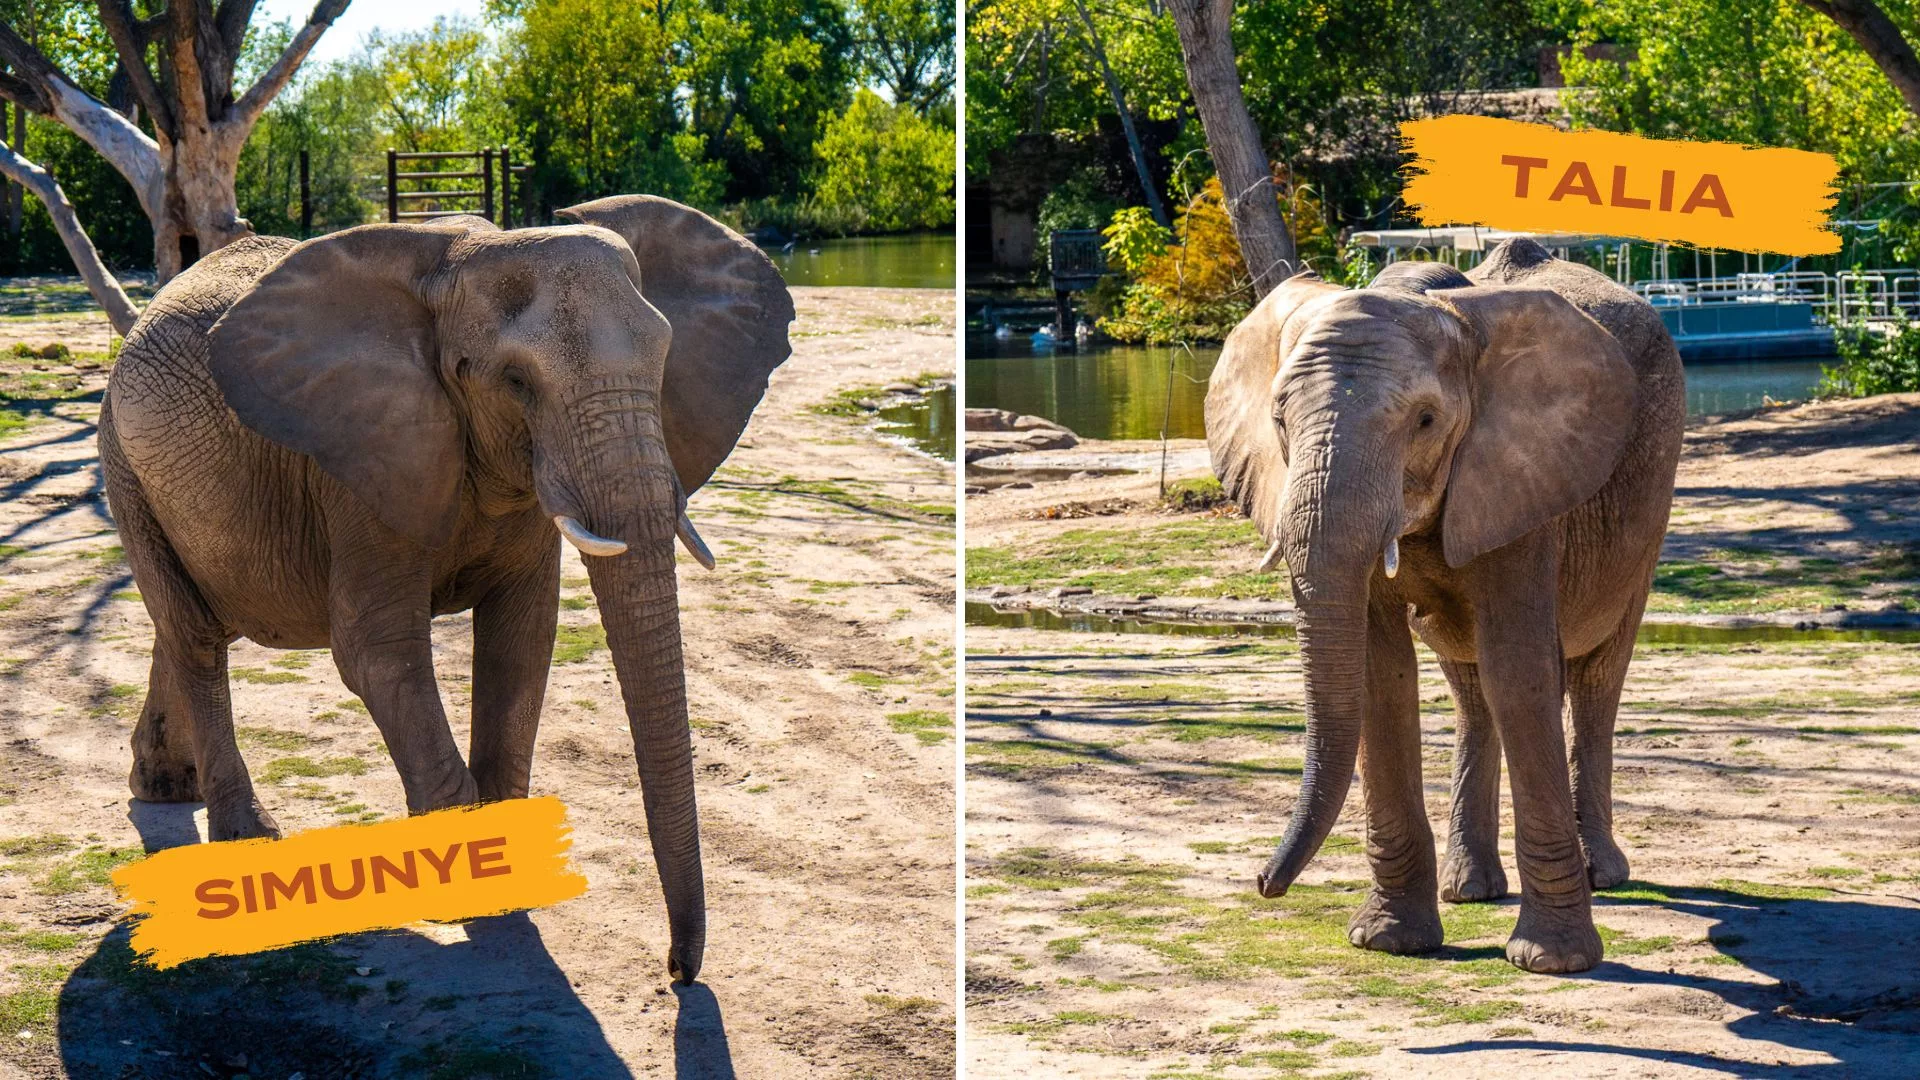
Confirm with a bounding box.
[1049,586,1093,598]
[882,381,922,396]
[965,408,1023,432]
[962,425,1079,462]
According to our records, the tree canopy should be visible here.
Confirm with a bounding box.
[0,0,956,280]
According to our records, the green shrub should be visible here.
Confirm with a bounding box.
[1818,321,1920,398]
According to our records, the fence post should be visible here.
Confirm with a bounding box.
[482,148,495,224]
[499,147,512,229]
[298,150,311,238]
[385,149,397,224]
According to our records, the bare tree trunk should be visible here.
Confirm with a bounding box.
[0,140,137,334]
[1165,0,1296,296]
[1799,0,1920,119]
[8,101,21,236]
[0,0,347,284]
[1072,0,1168,227]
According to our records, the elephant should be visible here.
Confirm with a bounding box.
[98,195,795,985]
[1204,238,1684,973]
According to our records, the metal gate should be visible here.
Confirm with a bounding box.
[384,148,529,228]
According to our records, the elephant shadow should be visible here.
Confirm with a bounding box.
[50,801,736,1078]
[1407,881,1920,1077]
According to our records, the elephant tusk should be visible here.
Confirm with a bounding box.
[554,515,628,557]
[677,512,716,570]
[1255,538,1284,574]
[1384,536,1400,579]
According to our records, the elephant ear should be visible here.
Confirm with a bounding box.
[555,195,795,494]
[208,224,467,549]
[1431,285,1636,567]
[1205,273,1344,544]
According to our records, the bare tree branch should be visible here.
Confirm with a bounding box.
[1797,0,1920,119]
[0,139,139,334]
[230,0,350,132]
[166,0,211,131]
[0,71,48,115]
[97,0,176,138]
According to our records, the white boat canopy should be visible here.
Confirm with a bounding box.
[1347,226,1628,252]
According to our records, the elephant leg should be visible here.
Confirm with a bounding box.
[1438,660,1509,902]
[163,632,280,841]
[1565,589,1647,891]
[1471,539,1601,974]
[130,652,200,804]
[329,555,477,815]
[470,542,560,802]
[1347,596,1442,955]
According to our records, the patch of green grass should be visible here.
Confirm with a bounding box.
[1807,866,1865,880]
[864,993,942,1013]
[0,922,83,952]
[552,623,606,664]
[39,846,143,894]
[0,834,77,859]
[1268,1029,1334,1047]
[1649,543,1920,614]
[236,726,320,752]
[397,1039,546,1080]
[848,671,890,689]
[1596,924,1675,956]
[887,709,951,745]
[966,736,1116,774]
[260,755,368,784]
[231,666,305,685]
[966,519,1278,598]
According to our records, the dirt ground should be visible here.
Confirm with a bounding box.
[964,397,1920,1077]
[0,285,956,1079]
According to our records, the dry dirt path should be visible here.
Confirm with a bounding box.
[0,285,956,1079]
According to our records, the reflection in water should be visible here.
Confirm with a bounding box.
[875,384,955,461]
[966,337,1221,441]
[965,601,1920,644]
[761,233,955,289]
[966,336,1833,440]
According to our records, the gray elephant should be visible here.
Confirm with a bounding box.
[99,196,794,984]
[1205,238,1684,973]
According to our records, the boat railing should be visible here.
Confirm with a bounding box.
[1630,270,1920,323]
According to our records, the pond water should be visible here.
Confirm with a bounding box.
[965,602,1920,645]
[761,233,954,289]
[966,336,1835,440]
[875,384,955,461]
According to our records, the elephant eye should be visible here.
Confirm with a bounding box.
[1418,410,1435,429]
[501,366,533,403]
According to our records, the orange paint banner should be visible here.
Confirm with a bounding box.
[1400,115,1839,256]
[111,797,589,968]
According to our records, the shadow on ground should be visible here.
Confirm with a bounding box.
[45,803,737,1079]
[1408,882,1920,1077]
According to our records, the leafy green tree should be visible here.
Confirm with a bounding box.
[849,0,955,117]
[498,0,723,212]
[814,87,955,231]
[1561,0,1920,182]
[681,0,856,201]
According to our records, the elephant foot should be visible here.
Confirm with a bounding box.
[1582,832,1631,890]
[1348,889,1443,955]
[1439,847,1509,903]
[207,797,282,843]
[406,767,481,816]
[1506,905,1602,974]
[129,758,201,804]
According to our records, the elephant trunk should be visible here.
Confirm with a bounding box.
[557,388,706,984]
[1257,420,1394,898]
